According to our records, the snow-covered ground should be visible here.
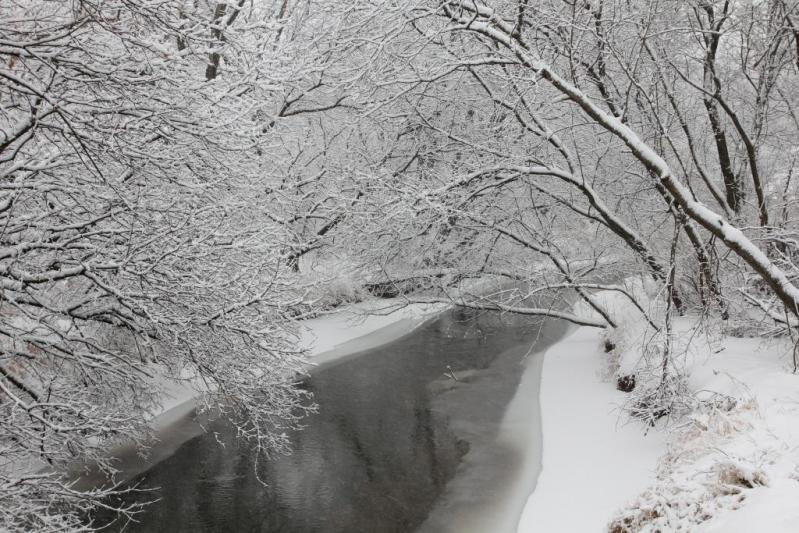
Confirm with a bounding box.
[518,326,665,532]
[519,290,799,532]
[610,324,799,532]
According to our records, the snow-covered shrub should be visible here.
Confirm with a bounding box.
[625,371,694,427]
[318,273,368,308]
[289,264,369,318]
[714,461,769,493]
[608,396,773,532]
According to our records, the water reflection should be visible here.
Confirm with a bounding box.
[92,309,549,532]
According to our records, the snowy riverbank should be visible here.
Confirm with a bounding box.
[518,326,664,532]
[610,322,799,532]
[519,306,799,532]
[299,300,448,365]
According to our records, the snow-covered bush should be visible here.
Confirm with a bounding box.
[608,397,772,532]
[608,326,799,533]
[288,261,370,318]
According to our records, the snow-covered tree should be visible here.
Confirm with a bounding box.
[322,0,799,327]
[0,1,343,529]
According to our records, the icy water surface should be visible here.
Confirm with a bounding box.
[90,308,569,532]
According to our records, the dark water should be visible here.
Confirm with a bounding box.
[91,308,567,532]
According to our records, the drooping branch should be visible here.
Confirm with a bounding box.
[442,1,799,319]
[406,296,609,328]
